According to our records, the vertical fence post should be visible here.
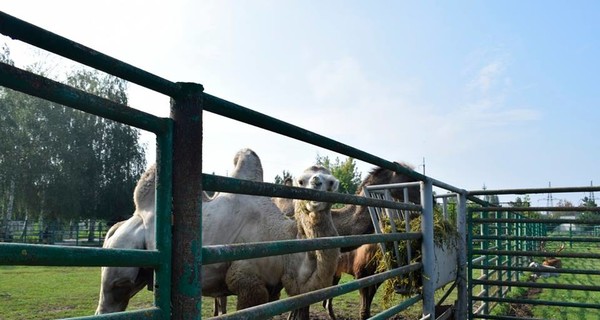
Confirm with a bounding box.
[456,192,468,319]
[482,210,489,315]
[170,82,204,319]
[420,180,435,319]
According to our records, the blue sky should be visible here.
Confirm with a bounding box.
[2,1,599,205]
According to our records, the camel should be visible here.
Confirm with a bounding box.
[96,148,341,319]
[274,163,422,320]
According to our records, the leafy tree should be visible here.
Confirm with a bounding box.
[274,170,293,185]
[315,154,362,195]
[0,47,146,241]
[578,196,599,227]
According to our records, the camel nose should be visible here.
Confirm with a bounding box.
[310,175,322,188]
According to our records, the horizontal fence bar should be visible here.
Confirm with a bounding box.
[0,62,169,133]
[365,181,421,191]
[202,94,431,182]
[473,296,600,310]
[469,186,600,196]
[472,249,600,259]
[370,295,422,320]
[0,243,161,267]
[473,315,545,320]
[203,233,422,265]
[472,217,600,224]
[472,235,600,243]
[202,174,422,211]
[472,264,600,276]
[213,262,422,320]
[0,11,181,97]
[472,207,600,213]
[473,279,600,292]
[66,308,162,320]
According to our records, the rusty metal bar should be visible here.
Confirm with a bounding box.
[170,83,204,319]
[154,123,174,317]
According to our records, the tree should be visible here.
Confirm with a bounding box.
[578,196,599,227]
[315,154,362,195]
[0,46,146,242]
[274,170,293,185]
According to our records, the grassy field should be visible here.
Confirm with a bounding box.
[488,241,600,320]
[0,265,435,320]
[6,246,598,320]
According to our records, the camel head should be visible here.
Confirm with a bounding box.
[294,165,339,213]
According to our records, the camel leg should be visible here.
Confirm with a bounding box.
[359,284,379,320]
[95,267,147,314]
[287,306,310,320]
[323,275,341,320]
[213,297,227,316]
[226,263,269,309]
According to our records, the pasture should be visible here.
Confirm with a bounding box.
[0,266,444,319]
[488,240,600,319]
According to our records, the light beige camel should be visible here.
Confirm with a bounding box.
[96,149,341,319]
[274,163,421,320]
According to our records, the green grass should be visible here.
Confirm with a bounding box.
[487,241,600,320]
[0,265,454,320]
[531,242,600,320]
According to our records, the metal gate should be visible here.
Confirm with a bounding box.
[467,186,600,319]
[0,11,473,319]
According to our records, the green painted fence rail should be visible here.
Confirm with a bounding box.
[0,243,161,267]
[212,263,423,320]
[203,233,422,265]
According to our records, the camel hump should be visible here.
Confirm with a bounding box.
[134,164,156,211]
[230,148,264,182]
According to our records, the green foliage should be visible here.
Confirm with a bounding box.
[315,154,362,194]
[0,47,146,224]
[274,170,293,185]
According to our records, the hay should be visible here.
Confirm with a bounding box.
[374,210,458,308]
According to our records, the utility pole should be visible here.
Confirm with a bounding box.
[546,181,554,215]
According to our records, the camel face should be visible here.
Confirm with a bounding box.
[294,165,339,213]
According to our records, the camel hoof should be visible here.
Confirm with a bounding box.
[287,307,310,320]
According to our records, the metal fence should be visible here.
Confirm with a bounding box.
[0,219,108,246]
[0,11,477,319]
[3,10,600,320]
[467,186,600,319]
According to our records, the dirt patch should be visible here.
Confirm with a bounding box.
[506,287,542,317]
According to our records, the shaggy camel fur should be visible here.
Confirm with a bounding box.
[96,149,341,318]
[274,163,421,320]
